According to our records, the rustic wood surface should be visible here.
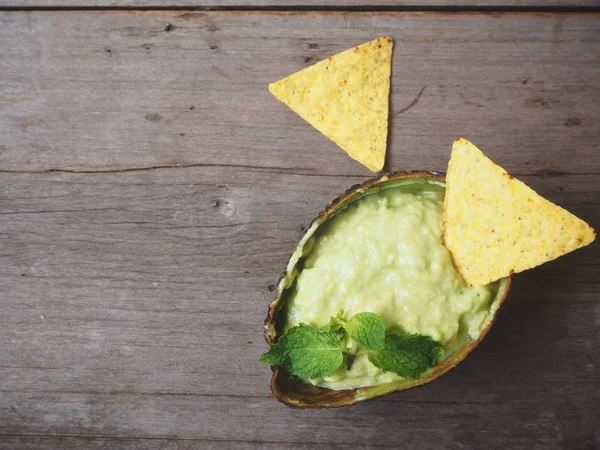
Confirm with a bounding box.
[1,9,598,450]
[2,1,600,9]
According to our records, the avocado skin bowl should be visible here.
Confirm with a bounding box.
[263,171,512,409]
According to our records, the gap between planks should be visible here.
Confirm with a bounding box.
[0,434,396,448]
[0,388,506,404]
[1,6,600,13]
[0,164,598,178]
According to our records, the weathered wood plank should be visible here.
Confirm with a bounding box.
[0,167,598,447]
[1,1,599,8]
[1,12,599,175]
[2,391,597,448]
[2,436,357,450]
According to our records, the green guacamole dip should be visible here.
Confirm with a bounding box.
[284,183,494,390]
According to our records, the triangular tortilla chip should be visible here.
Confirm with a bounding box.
[443,138,595,286]
[269,37,393,173]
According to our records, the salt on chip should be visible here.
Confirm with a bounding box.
[269,37,393,173]
[443,138,595,286]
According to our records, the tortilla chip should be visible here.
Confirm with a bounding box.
[443,138,596,286]
[269,37,393,173]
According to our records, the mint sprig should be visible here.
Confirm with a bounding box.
[259,324,346,379]
[260,312,444,380]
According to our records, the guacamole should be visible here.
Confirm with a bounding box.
[285,183,494,390]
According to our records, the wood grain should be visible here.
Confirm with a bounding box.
[2,436,356,450]
[1,12,599,175]
[1,1,599,8]
[0,9,599,449]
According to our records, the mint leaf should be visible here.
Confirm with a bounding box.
[345,312,385,350]
[259,339,287,367]
[259,324,346,379]
[367,333,444,378]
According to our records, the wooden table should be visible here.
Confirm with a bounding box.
[1,2,598,449]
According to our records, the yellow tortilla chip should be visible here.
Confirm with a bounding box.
[443,138,596,286]
[269,37,393,173]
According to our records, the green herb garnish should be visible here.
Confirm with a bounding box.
[344,311,385,350]
[260,312,443,379]
[365,333,444,378]
[259,324,346,379]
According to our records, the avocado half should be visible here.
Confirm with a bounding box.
[263,171,511,408]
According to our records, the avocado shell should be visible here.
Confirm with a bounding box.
[263,171,512,408]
